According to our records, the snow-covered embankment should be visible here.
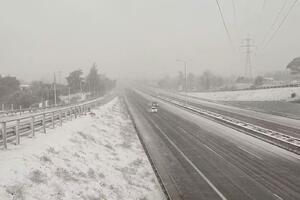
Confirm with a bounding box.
[0,97,164,200]
[187,87,300,101]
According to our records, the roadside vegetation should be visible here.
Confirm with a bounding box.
[0,64,116,110]
[156,58,300,92]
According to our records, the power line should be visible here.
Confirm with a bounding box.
[269,0,289,30]
[215,0,235,50]
[263,0,298,49]
[260,0,289,46]
[232,0,236,25]
[262,0,267,11]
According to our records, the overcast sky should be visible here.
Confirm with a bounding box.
[0,0,299,82]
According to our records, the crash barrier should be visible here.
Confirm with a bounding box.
[0,95,113,149]
[142,89,300,155]
[0,95,97,117]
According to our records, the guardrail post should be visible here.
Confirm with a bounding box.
[52,112,55,128]
[69,109,72,120]
[43,114,46,133]
[16,120,20,145]
[2,122,7,149]
[79,106,82,116]
[75,107,77,119]
[31,116,35,137]
[59,111,62,126]
[1,104,4,111]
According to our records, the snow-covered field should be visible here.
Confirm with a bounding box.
[0,98,164,200]
[187,87,300,101]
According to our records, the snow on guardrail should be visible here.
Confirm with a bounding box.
[157,95,300,155]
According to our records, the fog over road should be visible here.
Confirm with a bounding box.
[125,89,300,200]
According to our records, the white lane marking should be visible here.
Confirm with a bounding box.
[273,193,284,200]
[178,126,188,134]
[177,126,224,159]
[148,118,228,200]
[203,144,224,159]
[238,146,263,160]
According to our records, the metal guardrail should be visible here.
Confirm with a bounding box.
[142,89,300,154]
[254,83,300,90]
[0,95,112,149]
[0,96,96,117]
[157,83,300,93]
[221,83,300,92]
[0,105,62,117]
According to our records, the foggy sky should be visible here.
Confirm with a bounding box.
[0,0,299,82]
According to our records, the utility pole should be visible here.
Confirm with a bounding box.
[176,59,188,105]
[80,81,83,94]
[68,87,71,104]
[240,37,256,79]
[53,73,57,106]
[57,71,62,85]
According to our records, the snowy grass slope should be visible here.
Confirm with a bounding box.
[187,87,300,101]
[0,97,164,200]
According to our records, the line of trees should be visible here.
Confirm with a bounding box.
[157,70,225,92]
[287,57,300,75]
[66,64,116,96]
[0,64,116,110]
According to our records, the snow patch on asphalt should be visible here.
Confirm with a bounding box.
[0,97,164,200]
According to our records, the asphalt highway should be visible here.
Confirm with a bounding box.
[126,90,300,200]
[154,90,300,139]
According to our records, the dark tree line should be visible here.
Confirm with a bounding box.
[0,76,20,100]
[0,64,115,109]
[157,70,225,92]
[66,64,116,97]
[287,57,300,75]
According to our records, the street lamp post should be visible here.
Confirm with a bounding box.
[176,59,188,105]
[68,87,71,104]
[53,73,57,106]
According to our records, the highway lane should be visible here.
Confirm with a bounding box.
[150,89,300,139]
[126,90,300,200]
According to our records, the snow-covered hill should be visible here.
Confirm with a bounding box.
[0,97,164,200]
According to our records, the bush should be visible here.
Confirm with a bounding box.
[9,91,39,108]
[291,93,296,98]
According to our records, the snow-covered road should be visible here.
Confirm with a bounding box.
[0,97,164,200]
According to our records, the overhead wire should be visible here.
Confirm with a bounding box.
[260,0,289,47]
[232,0,236,25]
[215,0,235,51]
[263,0,298,49]
[262,0,267,11]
